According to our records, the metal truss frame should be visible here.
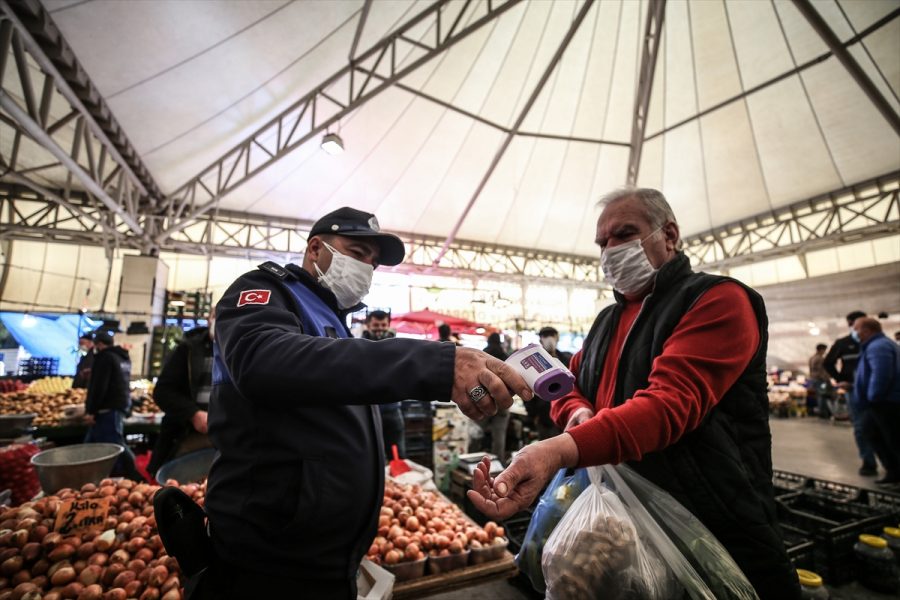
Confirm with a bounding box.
[681,173,900,274]
[156,0,523,244]
[0,0,897,289]
[627,0,666,185]
[0,0,163,247]
[0,182,604,287]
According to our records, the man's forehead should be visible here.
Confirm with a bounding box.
[337,235,380,254]
[597,199,650,230]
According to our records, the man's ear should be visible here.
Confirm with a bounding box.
[664,222,680,251]
[307,236,322,262]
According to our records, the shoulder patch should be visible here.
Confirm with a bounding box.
[237,290,271,307]
[258,261,287,279]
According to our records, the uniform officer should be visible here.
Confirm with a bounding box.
[202,207,532,598]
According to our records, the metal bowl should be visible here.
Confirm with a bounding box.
[0,413,37,437]
[155,448,216,484]
[30,443,123,494]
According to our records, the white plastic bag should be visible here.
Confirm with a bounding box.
[541,467,681,600]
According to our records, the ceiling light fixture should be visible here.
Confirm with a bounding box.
[321,132,344,156]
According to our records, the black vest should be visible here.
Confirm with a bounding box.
[578,253,799,599]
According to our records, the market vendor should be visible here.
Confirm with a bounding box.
[201,207,532,598]
[467,188,800,599]
[147,309,215,476]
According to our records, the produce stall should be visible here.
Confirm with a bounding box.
[369,480,517,598]
[0,476,197,599]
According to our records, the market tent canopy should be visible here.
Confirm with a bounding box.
[16,0,894,261]
[391,309,491,337]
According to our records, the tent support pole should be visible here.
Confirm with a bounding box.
[792,0,900,136]
[431,0,598,268]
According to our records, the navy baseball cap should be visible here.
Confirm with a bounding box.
[308,207,406,266]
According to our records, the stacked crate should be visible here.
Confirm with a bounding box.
[401,400,433,470]
[773,470,900,584]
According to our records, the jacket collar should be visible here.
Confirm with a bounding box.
[612,252,693,305]
[861,331,887,349]
[284,264,365,317]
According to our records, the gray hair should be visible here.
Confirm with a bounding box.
[598,187,677,229]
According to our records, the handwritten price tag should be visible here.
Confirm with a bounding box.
[54,497,111,535]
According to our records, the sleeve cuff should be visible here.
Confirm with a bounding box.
[567,410,619,468]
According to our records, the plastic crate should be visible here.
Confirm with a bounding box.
[777,494,898,585]
[786,540,816,571]
[772,470,809,496]
[503,509,533,555]
[400,400,431,419]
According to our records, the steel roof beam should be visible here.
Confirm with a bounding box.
[0,0,162,203]
[431,0,598,267]
[792,0,900,137]
[626,0,666,185]
[157,0,524,245]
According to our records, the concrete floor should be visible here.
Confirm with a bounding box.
[424,416,898,600]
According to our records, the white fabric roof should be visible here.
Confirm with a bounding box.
[36,0,900,257]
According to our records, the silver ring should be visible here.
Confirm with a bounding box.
[468,385,489,404]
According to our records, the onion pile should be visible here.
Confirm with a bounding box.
[0,478,206,599]
[366,481,505,568]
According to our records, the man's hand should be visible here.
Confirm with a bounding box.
[83,414,95,425]
[191,410,209,434]
[466,433,579,520]
[565,407,594,431]
[452,348,533,421]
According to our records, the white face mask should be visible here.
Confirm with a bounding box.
[541,336,557,353]
[314,241,375,309]
[600,228,662,296]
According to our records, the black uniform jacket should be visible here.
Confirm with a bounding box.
[205,264,455,581]
[85,346,131,415]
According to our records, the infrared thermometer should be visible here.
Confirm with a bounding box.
[505,343,575,401]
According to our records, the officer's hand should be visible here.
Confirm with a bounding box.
[83,414,95,425]
[191,410,208,434]
[452,348,533,421]
[565,407,594,431]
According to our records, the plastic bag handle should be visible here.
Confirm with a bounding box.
[600,465,717,600]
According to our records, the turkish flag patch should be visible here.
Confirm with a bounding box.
[237,289,271,307]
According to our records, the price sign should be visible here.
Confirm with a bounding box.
[54,497,111,535]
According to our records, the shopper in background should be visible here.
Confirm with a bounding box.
[808,343,831,418]
[362,310,405,458]
[438,323,452,343]
[362,309,392,340]
[524,326,572,440]
[200,207,532,599]
[476,333,510,462]
[853,317,900,487]
[825,310,876,476]
[148,310,216,477]
[482,332,506,360]
[72,332,95,389]
[84,332,142,481]
[894,330,900,344]
[467,187,800,599]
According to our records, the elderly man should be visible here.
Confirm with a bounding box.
[201,207,531,598]
[853,317,900,487]
[468,188,799,599]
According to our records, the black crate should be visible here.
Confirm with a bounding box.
[403,418,431,435]
[777,494,898,585]
[400,400,431,419]
[503,509,533,555]
[773,470,809,496]
[786,540,817,571]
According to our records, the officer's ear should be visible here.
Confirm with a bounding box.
[307,236,323,262]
